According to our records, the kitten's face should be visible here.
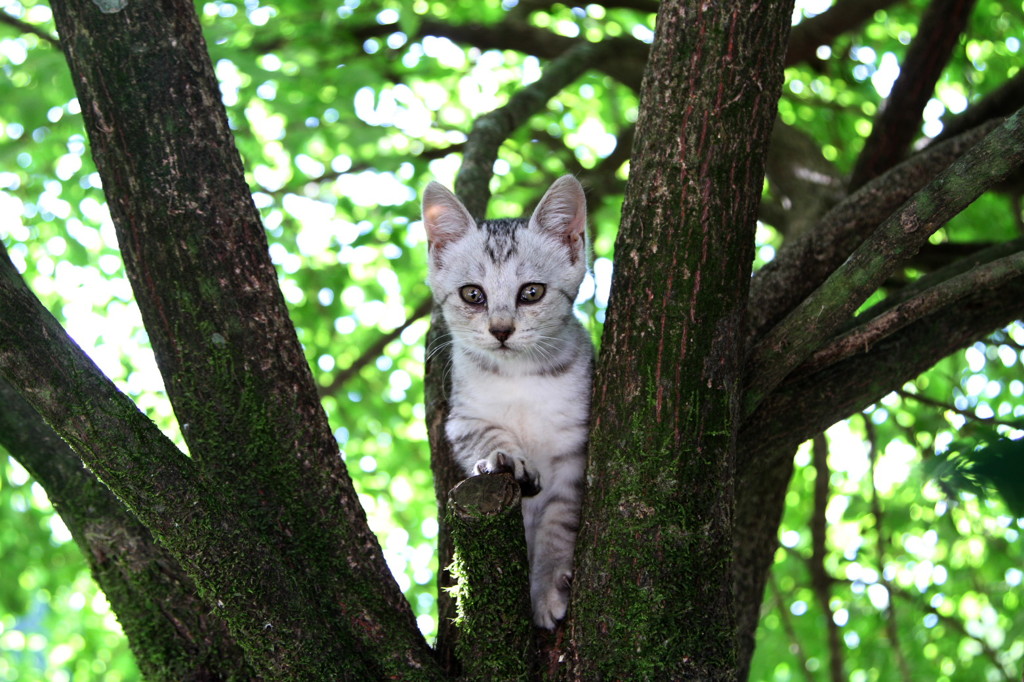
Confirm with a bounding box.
[422,177,587,368]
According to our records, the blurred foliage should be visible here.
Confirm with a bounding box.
[927,432,1024,517]
[0,0,1022,679]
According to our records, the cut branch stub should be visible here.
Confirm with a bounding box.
[446,473,532,681]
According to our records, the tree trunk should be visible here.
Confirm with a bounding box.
[14,0,441,677]
[568,1,794,678]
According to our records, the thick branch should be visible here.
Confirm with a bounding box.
[571,1,794,677]
[745,106,1024,414]
[0,377,251,681]
[48,0,437,676]
[0,244,196,539]
[425,308,463,674]
[0,243,346,677]
[733,269,1024,662]
[805,248,1024,371]
[740,274,1024,464]
[849,0,977,189]
[748,118,1000,343]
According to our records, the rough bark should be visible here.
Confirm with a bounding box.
[748,120,1001,342]
[2,0,1022,679]
[0,374,252,681]
[36,0,439,677]
[733,270,1024,679]
[0,232,436,680]
[567,1,794,678]
[746,106,1024,415]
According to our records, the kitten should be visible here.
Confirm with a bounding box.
[422,175,592,629]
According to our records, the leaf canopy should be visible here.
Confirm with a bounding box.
[0,0,1023,679]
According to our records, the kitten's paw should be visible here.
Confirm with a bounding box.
[532,572,573,629]
[473,451,541,496]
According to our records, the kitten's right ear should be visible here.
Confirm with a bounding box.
[529,175,587,265]
[422,182,475,255]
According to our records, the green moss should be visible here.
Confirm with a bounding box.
[445,475,532,680]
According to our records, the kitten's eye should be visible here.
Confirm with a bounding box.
[518,283,546,303]
[460,285,486,305]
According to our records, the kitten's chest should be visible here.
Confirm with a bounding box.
[455,365,587,449]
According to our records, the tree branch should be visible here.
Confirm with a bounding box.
[455,38,621,216]
[47,0,438,675]
[734,271,1024,649]
[0,10,60,46]
[768,575,819,682]
[0,376,251,681]
[896,387,1024,428]
[571,1,794,677]
[740,273,1024,466]
[748,118,1000,343]
[809,434,846,682]
[320,296,432,397]
[849,0,978,189]
[0,243,335,676]
[864,419,913,682]
[745,106,1024,415]
[889,583,1015,679]
[804,248,1024,372]
[446,474,532,680]
[933,70,1024,144]
[359,19,647,90]
[764,119,844,239]
[509,0,661,19]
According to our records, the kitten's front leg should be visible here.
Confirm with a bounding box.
[448,418,541,496]
[474,450,541,497]
[524,481,583,629]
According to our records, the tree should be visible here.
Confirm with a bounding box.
[1,0,1023,679]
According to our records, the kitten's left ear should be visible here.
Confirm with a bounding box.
[422,181,476,255]
[529,175,587,264]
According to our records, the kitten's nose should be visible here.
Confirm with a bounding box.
[490,325,514,343]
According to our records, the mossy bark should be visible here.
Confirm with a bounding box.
[23,0,443,677]
[567,1,794,678]
[0,376,252,681]
[745,107,1024,414]
[446,474,532,681]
